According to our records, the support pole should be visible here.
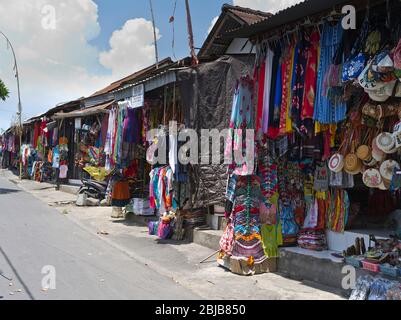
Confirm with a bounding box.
[184,0,199,66]
[149,0,159,69]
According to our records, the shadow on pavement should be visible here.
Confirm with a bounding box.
[0,188,20,195]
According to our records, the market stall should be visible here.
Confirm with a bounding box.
[218,0,401,276]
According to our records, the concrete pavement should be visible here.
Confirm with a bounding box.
[0,172,199,300]
[0,169,344,300]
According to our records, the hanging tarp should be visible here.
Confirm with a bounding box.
[177,55,254,207]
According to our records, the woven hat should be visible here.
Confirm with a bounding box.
[368,81,396,102]
[376,132,396,153]
[344,141,362,175]
[380,160,400,182]
[356,145,372,161]
[344,154,362,175]
[363,168,383,188]
[328,153,345,173]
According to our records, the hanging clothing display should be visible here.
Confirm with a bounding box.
[313,22,347,124]
[262,48,274,134]
[219,175,269,275]
[149,166,175,214]
[225,76,256,176]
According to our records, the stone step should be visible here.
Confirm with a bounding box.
[193,229,223,251]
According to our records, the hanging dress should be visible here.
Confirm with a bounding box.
[225,76,255,176]
[302,30,320,121]
[256,60,266,135]
[267,43,282,139]
[262,48,274,134]
[313,22,347,124]
[290,36,308,132]
[279,44,294,135]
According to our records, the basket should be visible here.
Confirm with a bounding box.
[362,260,381,273]
[345,256,362,268]
[380,264,399,278]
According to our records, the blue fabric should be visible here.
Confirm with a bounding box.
[342,53,366,82]
[313,22,347,124]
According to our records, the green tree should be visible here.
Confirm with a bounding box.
[0,79,9,101]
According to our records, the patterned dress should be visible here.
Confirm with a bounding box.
[221,175,266,273]
[313,22,347,124]
[225,76,255,176]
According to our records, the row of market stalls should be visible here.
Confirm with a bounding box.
[1,0,401,294]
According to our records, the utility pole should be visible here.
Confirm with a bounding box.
[0,31,23,180]
[149,0,159,69]
[184,0,199,66]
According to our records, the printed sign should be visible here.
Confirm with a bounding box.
[130,84,144,108]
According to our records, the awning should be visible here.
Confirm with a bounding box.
[224,0,355,39]
[53,100,114,119]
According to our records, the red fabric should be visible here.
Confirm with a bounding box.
[279,46,293,135]
[101,114,109,146]
[33,122,40,148]
[302,31,320,120]
[256,62,266,134]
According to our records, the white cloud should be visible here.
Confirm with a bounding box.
[99,18,160,79]
[0,0,161,130]
[207,16,219,35]
[0,0,107,129]
[233,0,304,13]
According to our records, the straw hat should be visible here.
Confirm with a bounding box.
[376,132,396,153]
[380,160,400,182]
[344,153,362,175]
[357,145,372,161]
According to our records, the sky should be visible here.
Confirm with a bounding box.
[0,0,302,132]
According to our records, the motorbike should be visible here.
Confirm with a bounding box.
[78,178,108,200]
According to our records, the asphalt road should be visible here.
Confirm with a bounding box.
[0,176,199,300]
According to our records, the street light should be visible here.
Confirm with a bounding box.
[0,31,23,180]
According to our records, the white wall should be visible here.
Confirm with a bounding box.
[225,38,255,55]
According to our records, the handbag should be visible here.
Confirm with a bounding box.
[314,163,329,192]
[342,53,366,82]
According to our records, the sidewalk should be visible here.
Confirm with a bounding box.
[0,169,344,300]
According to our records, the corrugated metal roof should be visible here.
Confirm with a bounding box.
[224,0,351,38]
[90,58,174,97]
[198,4,272,59]
[53,100,114,119]
[227,7,271,25]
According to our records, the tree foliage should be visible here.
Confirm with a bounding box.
[0,79,9,101]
